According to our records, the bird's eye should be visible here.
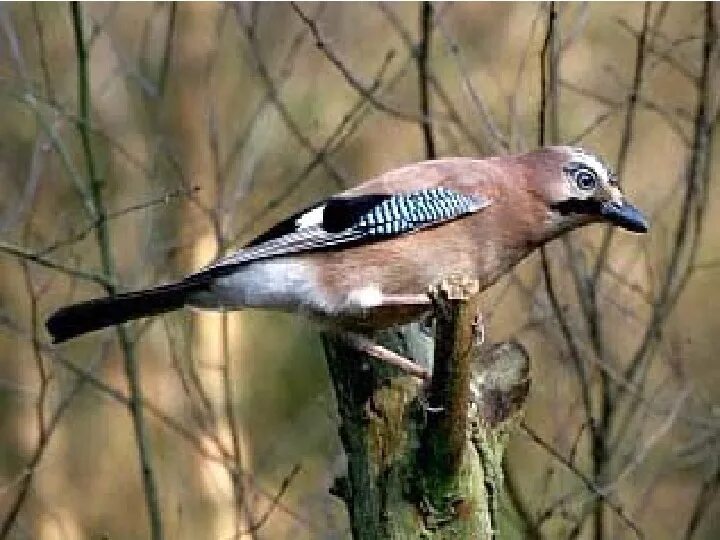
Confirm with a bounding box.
[574,169,597,191]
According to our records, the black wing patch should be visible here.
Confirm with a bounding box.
[244,195,390,247]
[202,187,490,276]
[244,201,325,248]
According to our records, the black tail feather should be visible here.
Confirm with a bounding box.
[46,280,205,344]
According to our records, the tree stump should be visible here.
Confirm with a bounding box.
[322,275,530,539]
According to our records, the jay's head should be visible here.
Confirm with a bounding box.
[522,146,649,234]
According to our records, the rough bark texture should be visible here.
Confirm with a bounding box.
[322,276,530,539]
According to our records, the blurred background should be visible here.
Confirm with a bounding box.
[0,2,718,539]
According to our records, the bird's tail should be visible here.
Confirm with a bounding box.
[46,280,206,344]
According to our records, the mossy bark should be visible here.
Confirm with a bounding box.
[322,277,530,539]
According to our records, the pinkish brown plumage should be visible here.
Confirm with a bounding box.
[46,146,647,343]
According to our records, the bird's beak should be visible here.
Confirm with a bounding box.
[600,200,648,233]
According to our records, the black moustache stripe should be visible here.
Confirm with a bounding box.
[551,199,603,216]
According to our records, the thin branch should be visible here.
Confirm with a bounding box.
[219,4,320,190]
[610,3,651,183]
[538,2,595,432]
[0,259,53,537]
[561,78,692,146]
[520,422,644,539]
[70,4,164,538]
[615,16,699,82]
[230,49,396,246]
[417,1,436,159]
[236,465,302,537]
[507,3,545,152]
[434,14,509,153]
[290,2,440,125]
[684,465,720,539]
[0,133,46,234]
[0,320,309,530]
[30,3,55,101]
[624,2,716,386]
[538,2,557,147]
[567,106,621,145]
[221,311,247,537]
[0,240,112,288]
[157,2,177,96]
[0,340,107,539]
[603,389,687,491]
[236,4,348,188]
[593,3,653,283]
[612,1,717,490]
[52,348,227,465]
[38,186,199,256]
[51,344,311,532]
[539,252,594,435]
[378,2,492,153]
[693,257,720,271]
[161,317,230,458]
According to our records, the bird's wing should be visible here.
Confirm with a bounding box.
[200,187,491,277]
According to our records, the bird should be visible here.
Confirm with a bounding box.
[46,146,648,364]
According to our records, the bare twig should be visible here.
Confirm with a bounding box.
[593,3,652,282]
[219,4,321,194]
[604,389,688,490]
[236,465,302,537]
[30,3,55,100]
[38,186,199,256]
[610,4,652,180]
[538,0,595,442]
[161,317,230,458]
[417,1,436,159]
[507,3,545,152]
[221,310,247,537]
[435,14,509,153]
[623,2,716,387]
[1,315,312,531]
[70,4,163,538]
[236,4,348,188]
[520,422,644,539]
[378,2,491,153]
[0,337,108,539]
[538,2,558,147]
[603,7,717,497]
[684,465,720,539]
[230,49,396,245]
[615,16,699,82]
[157,2,177,96]
[0,240,112,288]
[290,2,440,125]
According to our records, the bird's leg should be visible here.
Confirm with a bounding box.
[342,331,430,381]
[338,294,433,380]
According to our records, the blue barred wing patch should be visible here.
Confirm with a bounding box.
[353,187,486,236]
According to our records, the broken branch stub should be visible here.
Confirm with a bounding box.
[422,274,483,485]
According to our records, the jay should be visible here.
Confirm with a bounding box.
[47,146,647,372]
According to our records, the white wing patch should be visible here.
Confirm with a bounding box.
[296,204,326,229]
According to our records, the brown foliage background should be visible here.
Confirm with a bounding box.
[0,2,718,539]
